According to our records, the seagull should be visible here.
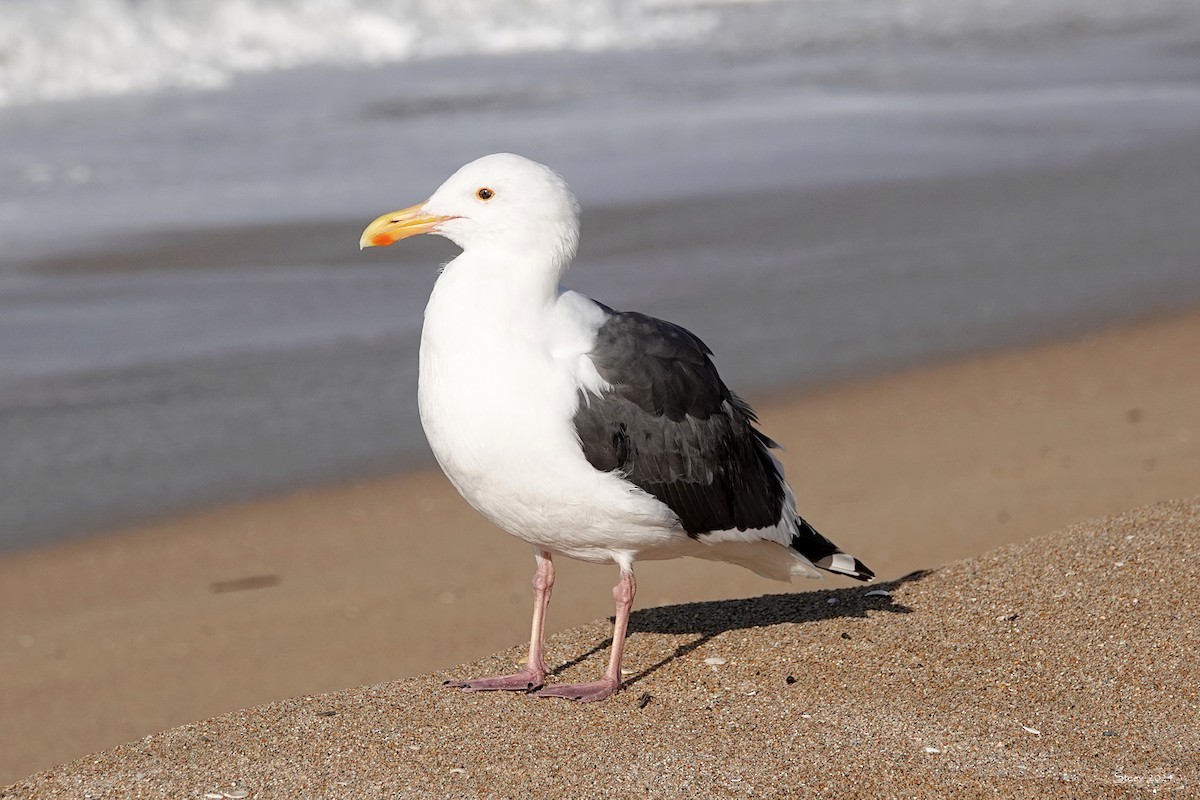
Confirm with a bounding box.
[360,153,873,701]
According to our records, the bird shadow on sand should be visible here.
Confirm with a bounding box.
[548,569,933,690]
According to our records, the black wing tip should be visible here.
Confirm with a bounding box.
[847,558,876,582]
[791,517,874,581]
[813,553,875,582]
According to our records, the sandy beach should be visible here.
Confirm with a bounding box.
[3,0,1200,793]
[2,307,1198,786]
[6,496,1197,798]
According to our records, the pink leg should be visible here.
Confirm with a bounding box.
[447,550,554,692]
[537,568,635,702]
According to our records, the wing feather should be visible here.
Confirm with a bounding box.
[573,307,784,535]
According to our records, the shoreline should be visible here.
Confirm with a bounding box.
[6,125,1200,553]
[2,306,1198,783]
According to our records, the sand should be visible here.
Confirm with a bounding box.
[5,497,1198,798]
[1,308,1199,787]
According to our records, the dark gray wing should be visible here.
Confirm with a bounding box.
[573,305,784,536]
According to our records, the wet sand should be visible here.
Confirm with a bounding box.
[1,307,1198,785]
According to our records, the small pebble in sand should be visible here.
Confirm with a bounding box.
[704,657,727,666]
[224,790,249,799]
[204,794,224,799]
[826,597,840,605]
[924,746,941,754]
[1021,725,1041,736]
[449,768,466,775]
[864,589,890,597]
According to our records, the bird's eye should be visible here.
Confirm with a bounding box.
[476,187,494,201]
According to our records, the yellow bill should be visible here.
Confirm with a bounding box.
[359,203,453,249]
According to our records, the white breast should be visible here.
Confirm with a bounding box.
[417,261,680,565]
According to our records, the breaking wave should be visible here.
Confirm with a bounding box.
[1,0,1193,107]
[0,0,714,107]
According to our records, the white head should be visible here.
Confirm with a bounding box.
[360,153,581,271]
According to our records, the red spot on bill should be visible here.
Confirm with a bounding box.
[371,233,397,247]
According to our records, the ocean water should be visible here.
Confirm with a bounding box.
[5,0,1195,108]
[2,0,1200,549]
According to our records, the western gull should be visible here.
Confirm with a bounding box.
[360,153,873,702]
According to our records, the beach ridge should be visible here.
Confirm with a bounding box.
[6,497,1197,798]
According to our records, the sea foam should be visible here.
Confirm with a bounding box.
[0,0,714,107]
[3,0,1193,109]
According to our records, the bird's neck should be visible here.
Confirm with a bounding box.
[427,248,565,340]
